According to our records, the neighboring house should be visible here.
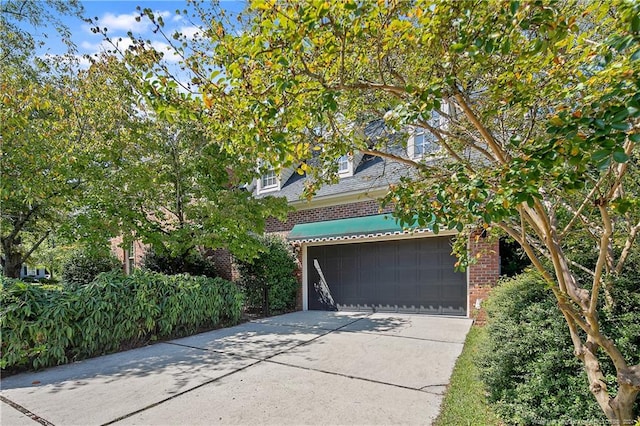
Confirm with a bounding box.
[110,237,146,274]
[19,265,51,280]
[250,120,500,318]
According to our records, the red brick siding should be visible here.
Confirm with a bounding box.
[209,248,241,282]
[468,231,500,323]
[110,236,146,274]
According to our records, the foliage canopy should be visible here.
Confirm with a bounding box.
[133,0,640,421]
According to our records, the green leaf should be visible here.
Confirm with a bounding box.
[510,1,520,15]
[611,108,629,122]
[612,150,629,163]
[611,122,630,130]
[591,149,610,161]
[632,14,640,33]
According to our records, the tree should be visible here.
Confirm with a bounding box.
[0,51,153,277]
[0,0,83,62]
[82,14,291,265]
[136,0,640,422]
[108,114,290,264]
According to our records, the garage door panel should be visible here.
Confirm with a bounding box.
[307,237,466,315]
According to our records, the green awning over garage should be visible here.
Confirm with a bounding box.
[288,214,418,242]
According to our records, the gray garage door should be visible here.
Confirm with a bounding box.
[307,237,466,315]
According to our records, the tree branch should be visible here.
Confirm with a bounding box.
[615,220,640,274]
[453,93,508,164]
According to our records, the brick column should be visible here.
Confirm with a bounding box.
[210,248,239,281]
[468,231,500,323]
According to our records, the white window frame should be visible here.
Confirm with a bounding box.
[414,129,429,157]
[409,125,437,159]
[127,241,135,275]
[408,108,445,160]
[257,166,280,194]
[261,169,278,188]
[337,154,352,176]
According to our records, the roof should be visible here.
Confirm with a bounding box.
[255,120,421,203]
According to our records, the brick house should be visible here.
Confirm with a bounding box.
[251,120,500,318]
[110,236,146,275]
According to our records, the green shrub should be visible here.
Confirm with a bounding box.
[141,248,218,278]
[0,270,243,371]
[236,235,298,314]
[478,271,607,425]
[61,249,121,288]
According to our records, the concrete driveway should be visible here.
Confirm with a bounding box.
[1,311,472,425]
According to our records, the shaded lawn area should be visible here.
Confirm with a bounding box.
[434,325,502,426]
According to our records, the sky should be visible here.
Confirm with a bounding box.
[33,1,246,66]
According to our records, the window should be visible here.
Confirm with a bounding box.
[127,241,135,274]
[410,127,436,159]
[260,169,278,189]
[413,128,429,156]
[337,155,350,174]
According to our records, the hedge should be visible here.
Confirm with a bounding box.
[236,235,298,315]
[61,248,122,288]
[478,269,640,425]
[0,270,243,371]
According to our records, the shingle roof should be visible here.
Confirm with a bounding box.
[255,120,419,203]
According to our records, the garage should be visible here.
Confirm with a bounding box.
[305,236,466,315]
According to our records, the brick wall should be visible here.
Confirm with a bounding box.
[266,199,392,232]
[110,236,146,274]
[209,248,241,282]
[468,231,501,323]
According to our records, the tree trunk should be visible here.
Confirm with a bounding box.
[1,250,23,278]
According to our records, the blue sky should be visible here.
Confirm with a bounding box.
[36,1,246,65]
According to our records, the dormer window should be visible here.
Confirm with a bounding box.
[337,153,356,177]
[337,155,350,173]
[258,168,280,193]
[414,129,429,157]
[260,168,278,189]
[409,126,436,159]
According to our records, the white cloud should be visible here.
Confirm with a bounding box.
[100,12,151,33]
[151,41,182,63]
[178,26,202,40]
[84,10,173,35]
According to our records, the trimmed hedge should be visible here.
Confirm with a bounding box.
[0,270,243,371]
[142,248,218,278]
[478,271,612,425]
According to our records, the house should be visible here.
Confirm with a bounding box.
[110,237,146,274]
[251,120,500,318]
[19,265,51,280]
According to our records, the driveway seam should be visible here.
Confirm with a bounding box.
[0,395,54,426]
[100,359,262,426]
[263,359,445,395]
[337,328,466,345]
[104,316,370,425]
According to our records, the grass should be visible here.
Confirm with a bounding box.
[434,325,502,426]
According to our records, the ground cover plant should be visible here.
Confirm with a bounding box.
[434,326,501,426]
